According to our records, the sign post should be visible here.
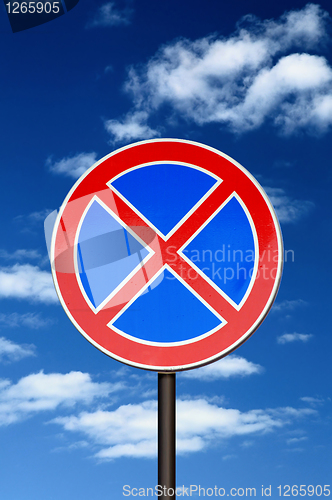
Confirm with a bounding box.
[158,373,176,499]
[50,139,283,497]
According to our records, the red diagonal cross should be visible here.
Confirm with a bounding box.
[95,181,240,325]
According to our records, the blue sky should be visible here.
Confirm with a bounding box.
[0,0,331,498]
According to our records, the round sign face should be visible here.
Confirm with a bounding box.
[51,139,283,371]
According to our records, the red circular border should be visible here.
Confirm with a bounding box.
[51,139,283,371]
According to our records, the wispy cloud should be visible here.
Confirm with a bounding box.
[0,264,57,304]
[52,398,316,460]
[52,440,90,454]
[272,299,307,312]
[273,160,295,168]
[46,152,98,179]
[222,454,237,461]
[14,209,53,227]
[277,333,314,344]
[14,210,54,238]
[286,436,308,445]
[0,337,35,363]
[181,355,263,381]
[0,249,42,261]
[0,371,119,426]
[241,440,254,448]
[87,2,133,29]
[264,187,314,223]
[106,4,332,142]
[0,312,52,329]
[300,396,325,406]
[105,111,159,143]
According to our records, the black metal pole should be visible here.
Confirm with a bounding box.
[158,372,176,499]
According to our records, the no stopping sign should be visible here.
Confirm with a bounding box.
[51,139,283,371]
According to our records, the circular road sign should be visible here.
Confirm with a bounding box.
[51,139,283,371]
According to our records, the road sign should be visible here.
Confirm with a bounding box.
[51,139,283,371]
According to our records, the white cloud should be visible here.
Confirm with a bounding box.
[46,152,98,179]
[0,337,35,363]
[106,4,332,141]
[260,3,328,47]
[87,2,133,28]
[181,355,263,381]
[0,264,57,304]
[105,111,159,143]
[0,312,51,329]
[53,400,158,459]
[0,371,117,426]
[228,53,332,133]
[277,333,314,344]
[52,398,316,460]
[264,187,314,223]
